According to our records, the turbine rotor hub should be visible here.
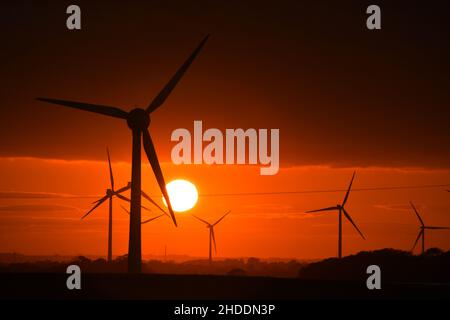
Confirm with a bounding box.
[127,108,150,130]
[106,189,113,196]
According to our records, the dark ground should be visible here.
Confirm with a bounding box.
[1,249,449,300]
[0,273,449,300]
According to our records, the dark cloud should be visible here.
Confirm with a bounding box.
[0,1,449,168]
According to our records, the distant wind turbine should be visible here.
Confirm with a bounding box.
[82,148,132,262]
[305,172,365,258]
[192,211,231,264]
[37,35,209,273]
[409,201,450,254]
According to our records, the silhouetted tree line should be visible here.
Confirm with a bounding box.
[0,254,302,278]
[297,248,450,282]
[1,249,449,282]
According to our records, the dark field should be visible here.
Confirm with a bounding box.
[0,273,449,300]
[1,249,449,300]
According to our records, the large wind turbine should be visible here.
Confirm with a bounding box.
[305,172,365,258]
[37,36,209,273]
[192,211,231,264]
[82,148,132,262]
[409,202,450,254]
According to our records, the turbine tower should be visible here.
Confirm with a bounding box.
[305,172,365,258]
[37,35,209,273]
[192,211,231,264]
[82,148,131,262]
[409,201,450,254]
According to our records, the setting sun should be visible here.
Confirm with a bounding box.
[163,179,199,212]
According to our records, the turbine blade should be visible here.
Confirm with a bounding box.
[81,195,108,219]
[116,193,151,212]
[115,193,131,203]
[36,98,128,119]
[409,201,425,226]
[342,171,356,206]
[211,228,217,254]
[213,210,231,226]
[120,206,158,224]
[425,226,450,230]
[411,230,423,251]
[141,190,169,216]
[342,208,365,240]
[192,215,211,226]
[106,147,114,191]
[146,35,209,113]
[120,205,130,215]
[305,206,338,213]
[115,183,131,194]
[141,213,166,224]
[92,195,107,204]
[142,129,177,227]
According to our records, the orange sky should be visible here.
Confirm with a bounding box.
[1,1,450,260]
[0,157,449,260]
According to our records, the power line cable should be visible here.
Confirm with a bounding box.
[197,184,450,198]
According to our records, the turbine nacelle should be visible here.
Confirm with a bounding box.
[127,108,150,130]
[106,189,114,196]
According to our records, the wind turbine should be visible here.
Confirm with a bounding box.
[192,211,231,264]
[82,148,132,262]
[305,172,365,258]
[409,201,450,254]
[37,35,209,273]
